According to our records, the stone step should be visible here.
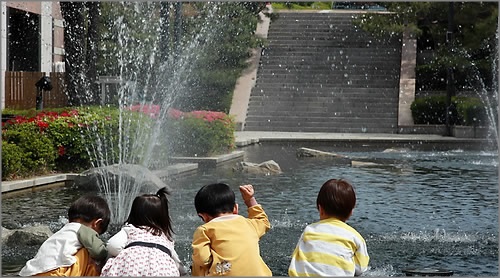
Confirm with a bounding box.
[243,120,398,128]
[256,69,401,77]
[246,105,398,114]
[261,58,400,65]
[243,120,398,131]
[266,40,398,48]
[244,11,400,133]
[263,46,401,54]
[247,97,399,105]
[248,95,399,103]
[247,106,398,115]
[258,64,401,70]
[251,87,399,95]
[267,32,388,39]
[246,100,399,108]
[249,94,399,101]
[254,80,399,88]
[245,114,397,122]
[254,72,400,79]
[243,125,398,133]
[247,97,399,104]
[252,85,399,91]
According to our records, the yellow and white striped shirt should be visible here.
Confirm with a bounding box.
[288,218,369,276]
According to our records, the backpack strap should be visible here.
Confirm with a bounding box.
[124,241,172,257]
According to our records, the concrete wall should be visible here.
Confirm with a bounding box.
[229,5,272,130]
[1,1,64,109]
[398,28,417,127]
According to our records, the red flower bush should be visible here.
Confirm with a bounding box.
[126,104,161,119]
[165,108,235,156]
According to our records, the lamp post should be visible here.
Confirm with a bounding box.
[445,2,455,136]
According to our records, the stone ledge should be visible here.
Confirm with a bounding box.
[152,163,198,179]
[235,138,260,147]
[2,173,78,193]
[170,151,245,168]
[1,152,245,194]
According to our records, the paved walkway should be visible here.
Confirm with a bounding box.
[234,131,492,147]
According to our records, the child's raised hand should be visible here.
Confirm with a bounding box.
[239,184,257,207]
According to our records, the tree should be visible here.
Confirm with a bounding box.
[60,1,102,106]
[95,2,266,112]
[172,2,267,112]
[60,1,86,106]
[356,2,498,91]
[86,2,100,104]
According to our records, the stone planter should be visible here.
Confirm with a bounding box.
[451,125,491,138]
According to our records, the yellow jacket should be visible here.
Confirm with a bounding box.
[191,205,272,276]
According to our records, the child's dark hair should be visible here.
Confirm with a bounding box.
[68,194,111,234]
[316,179,356,221]
[194,183,235,217]
[126,187,174,239]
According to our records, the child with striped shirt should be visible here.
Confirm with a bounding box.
[288,179,370,276]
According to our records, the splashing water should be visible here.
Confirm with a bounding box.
[76,2,229,223]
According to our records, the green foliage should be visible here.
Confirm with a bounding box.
[455,97,489,126]
[2,124,57,177]
[97,2,267,113]
[74,106,155,166]
[271,2,332,10]
[165,109,235,157]
[1,107,154,180]
[98,2,162,78]
[411,95,449,125]
[411,95,488,126]
[173,2,265,113]
[356,2,498,90]
[1,141,27,179]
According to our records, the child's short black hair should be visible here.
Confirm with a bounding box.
[316,179,356,221]
[68,194,111,234]
[126,187,174,240]
[194,183,235,217]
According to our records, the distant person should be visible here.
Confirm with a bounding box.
[288,179,369,276]
[191,183,272,276]
[19,194,110,276]
[100,187,185,276]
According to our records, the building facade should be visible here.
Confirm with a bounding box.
[1,1,64,109]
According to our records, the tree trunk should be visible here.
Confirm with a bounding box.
[159,2,171,62]
[86,2,101,105]
[60,1,86,106]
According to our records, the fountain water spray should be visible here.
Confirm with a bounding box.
[78,2,227,224]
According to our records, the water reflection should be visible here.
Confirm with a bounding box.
[2,144,498,276]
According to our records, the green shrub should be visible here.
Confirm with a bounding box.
[61,106,154,168]
[1,106,154,180]
[2,124,57,177]
[411,95,488,126]
[1,141,27,179]
[455,97,489,126]
[411,95,450,124]
[165,109,236,157]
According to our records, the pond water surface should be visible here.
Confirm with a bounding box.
[2,143,498,276]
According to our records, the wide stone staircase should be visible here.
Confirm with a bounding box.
[243,11,402,133]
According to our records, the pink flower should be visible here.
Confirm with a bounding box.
[167,108,184,119]
[126,104,161,119]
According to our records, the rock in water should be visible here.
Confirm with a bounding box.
[233,160,282,175]
[73,164,169,192]
[4,225,53,247]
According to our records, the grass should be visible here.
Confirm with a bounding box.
[271,2,333,10]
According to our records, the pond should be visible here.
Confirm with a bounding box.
[2,143,498,276]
